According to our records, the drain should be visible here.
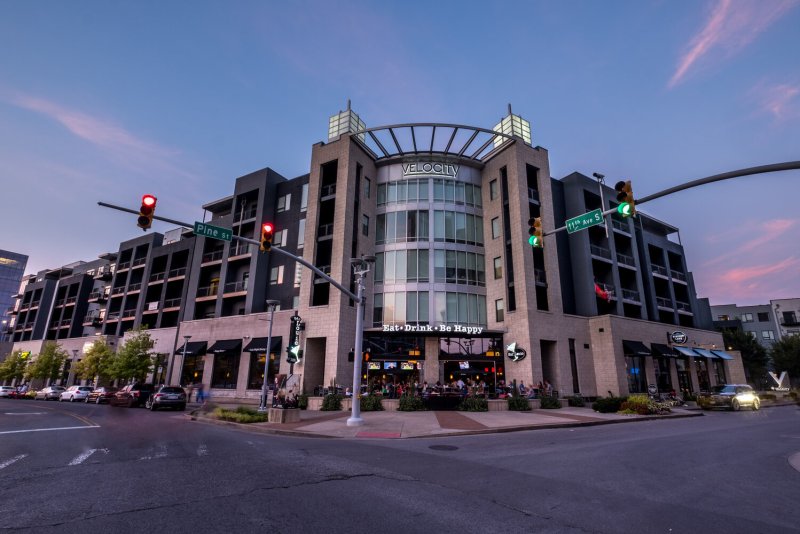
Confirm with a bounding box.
[429,445,459,451]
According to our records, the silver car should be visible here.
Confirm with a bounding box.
[35,386,66,400]
[60,385,94,402]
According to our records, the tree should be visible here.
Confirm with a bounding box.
[770,335,800,386]
[73,339,115,383]
[25,342,68,384]
[723,329,770,386]
[0,350,30,383]
[111,327,155,382]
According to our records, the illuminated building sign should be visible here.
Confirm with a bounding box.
[382,323,484,335]
[402,162,459,178]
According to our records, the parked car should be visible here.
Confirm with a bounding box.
[35,386,66,401]
[60,385,94,402]
[110,383,156,408]
[145,386,187,411]
[0,386,16,398]
[86,386,119,404]
[698,384,760,411]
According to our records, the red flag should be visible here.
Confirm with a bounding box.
[594,282,610,302]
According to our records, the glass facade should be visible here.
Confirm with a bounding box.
[0,250,28,339]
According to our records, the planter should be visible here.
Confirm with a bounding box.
[381,399,399,411]
[527,399,541,410]
[268,408,301,423]
[487,399,509,411]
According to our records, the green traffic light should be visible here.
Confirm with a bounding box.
[617,202,632,217]
[528,235,540,247]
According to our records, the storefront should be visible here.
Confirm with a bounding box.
[243,336,282,390]
[622,340,650,394]
[176,341,207,386]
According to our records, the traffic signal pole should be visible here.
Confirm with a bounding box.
[543,161,800,239]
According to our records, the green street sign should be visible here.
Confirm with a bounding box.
[193,221,233,242]
[566,209,604,234]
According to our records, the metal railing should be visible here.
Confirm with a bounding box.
[597,282,615,297]
[534,268,547,286]
[30,300,41,308]
[230,244,252,257]
[611,219,630,233]
[132,257,147,267]
[149,271,166,282]
[59,319,72,327]
[55,299,66,307]
[202,250,224,263]
[670,270,687,282]
[676,301,692,312]
[224,280,248,293]
[321,183,336,198]
[111,286,125,295]
[233,206,258,222]
[106,312,120,321]
[116,261,131,270]
[590,244,612,259]
[652,264,669,277]
[527,187,540,203]
[164,298,182,308]
[65,296,77,305]
[616,252,635,267]
[656,296,673,308]
[94,267,113,279]
[121,309,137,319]
[197,286,217,298]
[621,288,640,302]
[317,223,334,238]
[168,267,186,278]
[314,266,332,283]
[127,283,142,292]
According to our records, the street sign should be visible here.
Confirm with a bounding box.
[193,221,232,242]
[566,209,604,234]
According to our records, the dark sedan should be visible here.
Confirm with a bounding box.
[110,383,156,408]
[86,387,119,404]
[145,386,187,411]
[698,384,760,411]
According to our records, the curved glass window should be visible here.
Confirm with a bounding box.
[373,291,430,326]
[433,251,485,286]
[433,292,486,326]
[375,250,430,283]
[432,179,482,207]
[433,211,483,245]
[376,211,429,245]
[377,179,429,206]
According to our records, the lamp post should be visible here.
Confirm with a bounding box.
[179,335,191,388]
[259,300,280,413]
[347,256,375,427]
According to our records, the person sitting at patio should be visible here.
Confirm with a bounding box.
[518,382,528,397]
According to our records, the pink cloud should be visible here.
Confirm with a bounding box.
[702,218,796,267]
[668,0,798,88]
[701,256,800,303]
[752,82,800,119]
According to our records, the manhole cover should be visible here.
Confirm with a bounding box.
[429,445,459,451]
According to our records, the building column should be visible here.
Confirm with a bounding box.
[423,337,439,386]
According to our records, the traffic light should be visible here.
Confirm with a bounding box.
[614,180,636,217]
[137,194,157,230]
[528,217,543,247]
[259,223,274,252]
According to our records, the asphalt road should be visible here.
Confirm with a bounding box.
[1,399,798,533]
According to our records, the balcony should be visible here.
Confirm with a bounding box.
[55,299,66,307]
[616,252,636,268]
[87,291,108,302]
[111,286,126,296]
[590,244,612,260]
[611,219,631,234]
[7,306,17,315]
[121,309,137,320]
[314,266,332,284]
[320,183,336,199]
[201,250,224,264]
[94,267,114,280]
[596,282,616,300]
[656,296,673,309]
[229,244,252,258]
[149,271,166,283]
[317,223,334,239]
[670,269,687,283]
[676,301,693,314]
[127,283,142,293]
[652,264,669,278]
[106,312,120,322]
[621,288,640,302]
[59,319,72,328]
[116,261,131,271]
[132,257,147,268]
[223,280,248,295]
[534,268,547,287]
[233,206,258,222]
[30,300,41,309]
[527,187,540,204]
[780,317,800,327]
[83,315,103,326]
[196,286,218,299]
[163,298,182,310]
[64,296,77,306]
[168,267,187,279]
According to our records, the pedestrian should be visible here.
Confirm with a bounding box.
[519,381,527,397]
[544,380,553,397]
[195,383,205,404]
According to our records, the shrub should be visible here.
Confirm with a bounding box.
[761,393,777,401]
[212,407,268,423]
[540,395,562,409]
[593,396,628,413]
[507,395,532,411]
[297,394,308,410]
[789,391,798,400]
[321,393,343,411]
[398,393,425,411]
[360,395,384,411]
[567,395,585,407]
[459,396,488,412]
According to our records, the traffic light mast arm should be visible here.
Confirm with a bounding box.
[542,160,800,238]
[97,201,360,301]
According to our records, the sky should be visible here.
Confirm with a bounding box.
[1,0,798,306]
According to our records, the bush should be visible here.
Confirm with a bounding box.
[789,391,798,400]
[459,396,488,412]
[567,395,585,407]
[321,393,343,411]
[540,395,561,409]
[507,396,531,411]
[398,393,425,411]
[620,394,651,415]
[212,407,268,423]
[761,393,777,401]
[360,395,384,411]
[297,394,308,410]
[593,396,628,413]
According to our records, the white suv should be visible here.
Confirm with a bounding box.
[60,385,94,402]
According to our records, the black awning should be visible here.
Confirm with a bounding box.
[622,340,651,356]
[175,341,207,357]
[651,343,677,357]
[207,339,242,355]
[243,336,282,353]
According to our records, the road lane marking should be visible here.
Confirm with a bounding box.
[139,444,168,460]
[68,448,109,465]
[4,412,46,415]
[0,425,100,435]
[197,444,208,456]
[0,454,28,469]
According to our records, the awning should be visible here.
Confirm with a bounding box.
[712,350,735,360]
[175,341,207,357]
[207,339,242,355]
[651,343,677,357]
[243,336,282,353]
[693,348,718,359]
[622,340,651,356]
[673,346,699,357]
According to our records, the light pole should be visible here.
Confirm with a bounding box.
[180,335,191,388]
[259,300,280,413]
[347,256,375,427]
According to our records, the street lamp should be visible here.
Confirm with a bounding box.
[347,255,375,427]
[180,335,191,387]
[259,300,280,413]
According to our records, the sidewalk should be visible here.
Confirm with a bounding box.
[187,402,705,439]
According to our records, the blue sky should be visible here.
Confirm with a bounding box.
[1,0,798,306]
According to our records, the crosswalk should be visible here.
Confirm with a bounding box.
[0,442,214,471]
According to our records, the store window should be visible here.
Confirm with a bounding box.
[676,358,693,394]
[625,356,646,394]
[654,357,672,392]
[211,354,239,389]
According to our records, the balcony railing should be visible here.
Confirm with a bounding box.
[202,250,224,263]
[597,282,615,298]
[168,267,186,278]
[121,309,137,319]
[314,266,332,284]
[106,312,120,321]
[321,183,336,198]
[224,280,248,294]
[590,244,612,260]
[59,319,72,328]
[230,244,252,257]
[83,314,103,325]
[611,219,630,233]
[676,301,692,313]
[111,286,125,295]
[132,257,147,268]
[780,318,800,327]
[127,283,142,292]
[197,286,217,298]
[116,261,131,271]
[616,252,635,267]
[233,206,258,222]
[656,296,673,309]
[652,264,669,277]
[534,268,547,286]
[65,296,77,305]
[527,187,540,203]
[318,223,334,238]
[164,298,182,308]
[93,267,113,280]
[55,299,66,307]
[670,269,687,282]
[30,300,41,308]
[621,288,640,302]
[88,291,108,301]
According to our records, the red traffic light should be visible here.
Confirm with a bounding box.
[260,222,275,252]
[137,194,158,230]
[262,223,273,233]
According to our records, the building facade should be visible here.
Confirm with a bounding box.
[5,107,745,397]
[0,249,27,345]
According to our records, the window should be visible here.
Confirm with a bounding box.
[761,330,775,340]
[364,177,371,198]
[293,263,303,288]
[292,296,300,309]
[376,210,430,244]
[741,313,753,322]
[270,266,284,285]
[300,184,308,212]
[297,219,305,248]
[491,217,500,239]
[277,194,291,213]
[495,299,504,322]
[372,291,429,326]
[362,214,369,237]
[432,251,484,285]
[490,179,498,200]
[493,257,503,279]
[717,314,730,321]
[273,230,287,247]
[757,312,769,322]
